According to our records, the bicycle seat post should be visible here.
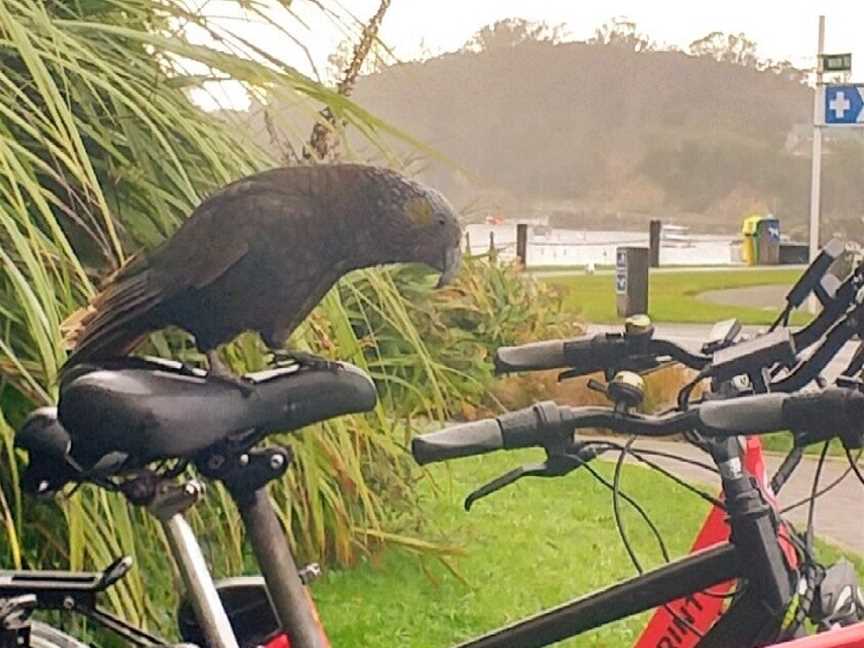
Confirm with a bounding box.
[199,444,329,648]
[148,480,240,648]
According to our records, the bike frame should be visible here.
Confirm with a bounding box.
[769,623,864,648]
[15,421,849,648]
[159,431,802,648]
[180,444,329,648]
[636,435,798,647]
[453,543,739,648]
[449,437,797,648]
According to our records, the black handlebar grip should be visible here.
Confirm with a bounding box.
[783,388,864,448]
[411,419,504,465]
[697,388,864,449]
[697,393,788,436]
[494,336,615,375]
[494,339,571,373]
[497,402,559,448]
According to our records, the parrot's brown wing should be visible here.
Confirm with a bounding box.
[62,181,315,369]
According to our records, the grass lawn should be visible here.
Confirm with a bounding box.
[760,433,855,458]
[310,450,861,647]
[546,269,810,325]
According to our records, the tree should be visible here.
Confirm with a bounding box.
[764,59,808,83]
[462,18,567,53]
[688,31,759,67]
[589,17,655,52]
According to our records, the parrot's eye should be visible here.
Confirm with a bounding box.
[438,217,446,226]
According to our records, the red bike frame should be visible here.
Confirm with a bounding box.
[635,436,799,647]
[264,439,845,648]
[770,623,864,648]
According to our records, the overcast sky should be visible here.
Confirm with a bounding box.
[192,1,862,109]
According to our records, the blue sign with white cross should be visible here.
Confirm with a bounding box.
[825,85,864,125]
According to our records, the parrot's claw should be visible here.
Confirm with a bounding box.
[206,350,255,397]
[269,350,338,371]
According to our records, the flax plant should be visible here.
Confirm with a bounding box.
[0,0,457,632]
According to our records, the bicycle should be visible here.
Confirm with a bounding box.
[403,240,864,646]
[13,355,379,648]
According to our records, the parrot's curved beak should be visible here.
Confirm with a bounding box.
[435,244,462,288]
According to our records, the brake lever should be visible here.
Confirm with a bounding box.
[612,355,664,377]
[463,463,547,511]
[463,446,606,511]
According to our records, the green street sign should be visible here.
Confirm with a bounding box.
[821,53,852,72]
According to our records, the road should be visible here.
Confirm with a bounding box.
[581,322,863,553]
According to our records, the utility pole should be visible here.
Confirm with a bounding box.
[808,15,826,314]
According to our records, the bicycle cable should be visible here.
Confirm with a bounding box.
[845,446,864,486]
[778,453,856,635]
[614,441,743,601]
[586,440,725,510]
[805,442,830,553]
[610,436,706,639]
[579,458,670,563]
[589,441,720,475]
[677,368,710,411]
[780,448,862,514]
[612,436,659,572]
[776,442,832,640]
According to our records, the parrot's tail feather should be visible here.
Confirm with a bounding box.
[62,271,162,372]
[59,304,95,349]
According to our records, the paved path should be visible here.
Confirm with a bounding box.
[698,284,790,309]
[593,436,864,554]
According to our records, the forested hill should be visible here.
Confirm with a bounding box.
[356,41,807,193]
[354,36,864,238]
[249,24,864,238]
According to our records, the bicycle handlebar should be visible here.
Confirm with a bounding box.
[495,250,864,382]
[495,323,815,387]
[412,402,569,465]
[773,309,861,392]
[784,238,845,309]
[792,260,864,350]
[412,388,864,465]
[494,335,709,375]
[493,339,587,373]
[494,336,636,374]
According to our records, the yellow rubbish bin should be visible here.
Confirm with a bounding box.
[741,215,761,265]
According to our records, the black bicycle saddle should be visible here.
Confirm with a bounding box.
[52,357,377,469]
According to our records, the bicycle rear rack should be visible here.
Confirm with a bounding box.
[0,557,170,646]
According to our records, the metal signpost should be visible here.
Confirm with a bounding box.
[808,17,826,314]
[808,17,858,312]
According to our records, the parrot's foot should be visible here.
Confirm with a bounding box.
[269,349,338,371]
[206,350,254,397]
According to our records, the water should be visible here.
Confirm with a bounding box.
[465,224,742,267]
